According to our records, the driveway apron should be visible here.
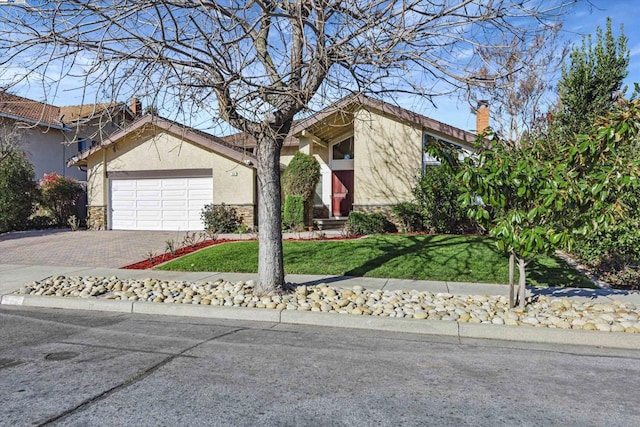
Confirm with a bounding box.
[0,230,189,268]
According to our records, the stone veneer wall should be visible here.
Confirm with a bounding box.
[87,205,107,230]
[228,204,256,228]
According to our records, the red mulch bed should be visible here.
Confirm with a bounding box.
[122,239,240,270]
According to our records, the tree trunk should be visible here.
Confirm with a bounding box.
[517,257,527,309]
[255,133,285,295]
[508,252,515,309]
[305,197,315,228]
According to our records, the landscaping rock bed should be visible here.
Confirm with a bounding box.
[14,275,640,333]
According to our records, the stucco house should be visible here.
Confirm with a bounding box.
[70,94,486,231]
[69,115,257,231]
[0,91,142,182]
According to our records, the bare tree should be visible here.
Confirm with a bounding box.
[469,23,569,144]
[0,0,577,293]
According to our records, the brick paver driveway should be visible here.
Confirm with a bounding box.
[0,229,194,268]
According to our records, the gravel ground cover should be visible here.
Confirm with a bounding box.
[14,275,640,333]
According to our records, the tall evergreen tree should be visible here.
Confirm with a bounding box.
[556,18,629,138]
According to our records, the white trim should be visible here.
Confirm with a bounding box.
[320,163,332,211]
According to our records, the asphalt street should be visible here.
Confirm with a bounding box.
[1,306,639,426]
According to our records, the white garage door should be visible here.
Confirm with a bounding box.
[110,177,213,230]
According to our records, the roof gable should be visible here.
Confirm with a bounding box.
[221,94,478,150]
[292,94,477,146]
[69,114,257,168]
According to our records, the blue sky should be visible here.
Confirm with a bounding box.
[5,1,640,134]
[419,0,640,132]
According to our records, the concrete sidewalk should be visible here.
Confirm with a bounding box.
[3,264,640,351]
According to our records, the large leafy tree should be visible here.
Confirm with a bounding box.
[459,99,640,308]
[552,18,637,288]
[555,17,629,139]
[0,0,577,293]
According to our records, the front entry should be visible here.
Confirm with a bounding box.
[331,170,354,217]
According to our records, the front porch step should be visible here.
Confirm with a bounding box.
[314,218,347,231]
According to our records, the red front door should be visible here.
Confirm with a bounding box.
[332,170,354,217]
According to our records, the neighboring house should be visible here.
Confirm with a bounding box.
[0,91,141,182]
[70,94,486,231]
[0,91,80,180]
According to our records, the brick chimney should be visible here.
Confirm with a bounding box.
[476,100,489,133]
[130,97,142,117]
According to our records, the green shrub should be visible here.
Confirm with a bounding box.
[39,173,84,225]
[571,219,640,289]
[0,150,37,232]
[283,195,305,231]
[282,151,321,225]
[414,166,477,234]
[201,203,241,234]
[345,211,396,235]
[391,202,423,232]
[282,152,321,199]
[27,214,54,229]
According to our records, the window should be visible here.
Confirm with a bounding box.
[77,138,87,152]
[422,132,471,174]
[332,136,354,160]
[313,180,323,206]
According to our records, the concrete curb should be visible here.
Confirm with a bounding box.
[458,323,640,350]
[3,294,640,350]
[132,301,282,322]
[280,310,459,336]
[1,294,133,313]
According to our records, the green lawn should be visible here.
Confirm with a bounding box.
[157,234,594,288]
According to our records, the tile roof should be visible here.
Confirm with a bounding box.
[0,91,130,129]
[0,91,64,128]
[59,103,120,122]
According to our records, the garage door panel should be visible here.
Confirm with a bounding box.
[136,200,162,210]
[162,178,187,188]
[112,180,136,190]
[162,200,188,209]
[112,199,136,209]
[161,220,188,229]
[136,220,163,230]
[111,219,136,229]
[137,190,162,199]
[136,179,162,189]
[187,211,203,220]
[112,209,135,218]
[137,210,163,219]
[111,177,212,230]
[187,178,212,187]
[162,210,187,220]
[187,189,213,199]
[111,189,135,199]
[162,189,187,200]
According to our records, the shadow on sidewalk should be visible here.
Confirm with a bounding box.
[530,286,638,300]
